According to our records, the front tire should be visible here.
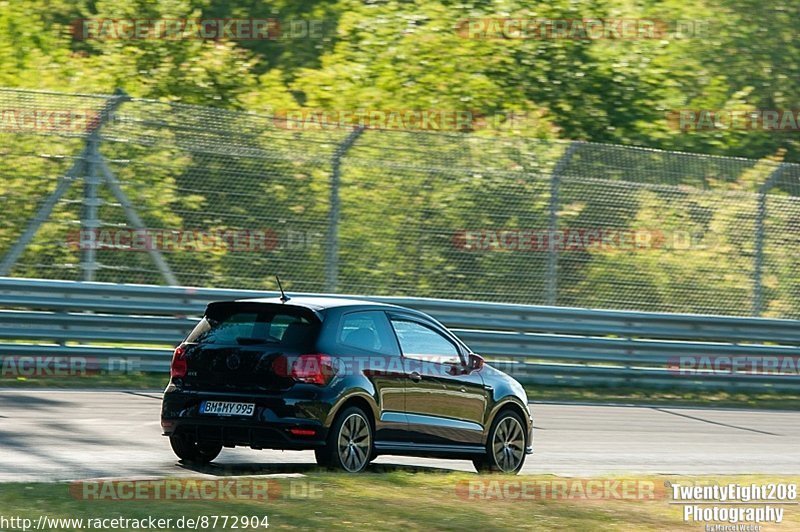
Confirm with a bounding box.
[169,434,222,464]
[318,406,373,472]
[473,410,526,474]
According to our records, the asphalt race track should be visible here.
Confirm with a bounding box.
[1,390,799,482]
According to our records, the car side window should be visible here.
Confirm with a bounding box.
[338,311,399,356]
[389,319,461,363]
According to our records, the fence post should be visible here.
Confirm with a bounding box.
[81,89,129,281]
[753,163,787,316]
[0,89,129,277]
[82,136,101,281]
[325,127,364,293]
[546,142,580,306]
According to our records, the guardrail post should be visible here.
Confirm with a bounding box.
[753,163,787,316]
[546,142,580,306]
[325,126,364,293]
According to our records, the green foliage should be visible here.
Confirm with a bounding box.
[1,1,799,316]
[2,0,797,157]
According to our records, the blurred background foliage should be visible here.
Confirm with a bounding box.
[1,0,800,317]
[2,0,799,161]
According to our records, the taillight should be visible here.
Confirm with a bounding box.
[288,428,317,437]
[170,344,187,378]
[288,354,334,385]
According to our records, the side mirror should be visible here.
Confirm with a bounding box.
[467,353,485,372]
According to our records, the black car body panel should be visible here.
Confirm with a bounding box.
[161,297,534,462]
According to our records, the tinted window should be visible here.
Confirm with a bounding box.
[186,304,318,350]
[338,311,399,356]
[390,319,460,360]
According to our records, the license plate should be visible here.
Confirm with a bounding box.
[200,401,255,417]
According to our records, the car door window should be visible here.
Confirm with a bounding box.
[338,311,399,356]
[390,319,462,364]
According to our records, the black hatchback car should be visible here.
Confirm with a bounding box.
[161,297,533,473]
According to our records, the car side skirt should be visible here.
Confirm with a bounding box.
[373,441,486,458]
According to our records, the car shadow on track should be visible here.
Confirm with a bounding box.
[177,461,453,476]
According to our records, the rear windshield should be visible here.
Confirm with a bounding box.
[186,303,319,350]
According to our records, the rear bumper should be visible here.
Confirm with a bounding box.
[161,386,332,450]
[164,419,328,450]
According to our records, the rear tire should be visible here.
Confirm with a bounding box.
[473,410,526,474]
[169,434,222,464]
[319,406,373,473]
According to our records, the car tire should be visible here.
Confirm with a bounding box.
[473,410,527,474]
[319,406,373,473]
[169,434,222,464]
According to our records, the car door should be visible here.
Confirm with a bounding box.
[388,313,488,447]
[332,310,407,443]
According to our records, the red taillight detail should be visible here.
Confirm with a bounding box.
[289,428,316,437]
[289,353,334,385]
[170,344,187,378]
[272,355,288,377]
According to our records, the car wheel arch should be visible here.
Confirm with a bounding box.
[485,399,530,444]
[326,392,378,430]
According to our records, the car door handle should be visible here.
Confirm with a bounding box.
[408,371,422,382]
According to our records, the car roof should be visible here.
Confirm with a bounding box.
[231,296,405,312]
[210,296,453,338]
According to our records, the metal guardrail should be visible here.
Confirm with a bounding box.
[2,277,800,391]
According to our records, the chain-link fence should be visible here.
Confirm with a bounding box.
[1,88,799,317]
